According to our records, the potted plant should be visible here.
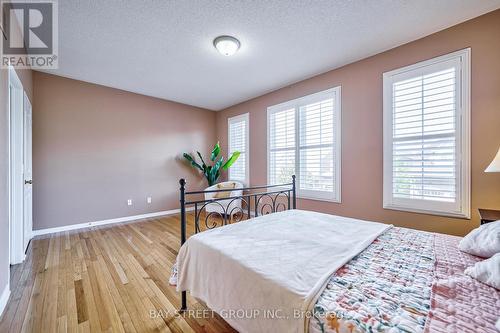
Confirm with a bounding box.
[183,142,240,186]
[183,142,242,216]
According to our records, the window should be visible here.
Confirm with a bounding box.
[383,49,470,218]
[267,87,341,202]
[228,113,249,185]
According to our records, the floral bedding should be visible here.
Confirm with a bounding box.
[309,228,500,333]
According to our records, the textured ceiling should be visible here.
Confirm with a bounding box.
[37,0,500,110]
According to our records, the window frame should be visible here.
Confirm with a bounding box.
[228,112,250,186]
[267,86,342,202]
[383,48,471,219]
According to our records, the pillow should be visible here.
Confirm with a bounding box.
[464,253,500,290]
[459,221,500,258]
[213,182,236,199]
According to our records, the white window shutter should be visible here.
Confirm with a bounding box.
[299,98,336,193]
[269,107,296,185]
[228,113,249,184]
[392,67,457,202]
[383,49,470,218]
[267,87,341,201]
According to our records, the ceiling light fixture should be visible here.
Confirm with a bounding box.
[213,35,240,56]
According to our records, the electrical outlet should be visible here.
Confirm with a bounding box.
[147,197,152,204]
[127,199,132,206]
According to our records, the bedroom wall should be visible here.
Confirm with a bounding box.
[33,72,216,230]
[215,9,500,236]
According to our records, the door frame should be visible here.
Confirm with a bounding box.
[23,91,33,250]
[8,65,26,265]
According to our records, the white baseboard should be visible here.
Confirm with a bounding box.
[32,207,194,237]
[0,283,10,318]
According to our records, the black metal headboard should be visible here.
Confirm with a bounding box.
[178,175,296,311]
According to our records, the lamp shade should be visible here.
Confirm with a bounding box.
[485,147,500,172]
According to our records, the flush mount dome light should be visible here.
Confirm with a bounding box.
[213,35,240,56]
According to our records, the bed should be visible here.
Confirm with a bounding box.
[173,177,500,333]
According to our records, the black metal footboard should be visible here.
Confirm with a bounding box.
[178,175,296,311]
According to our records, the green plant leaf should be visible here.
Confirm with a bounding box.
[197,151,207,168]
[206,165,216,186]
[183,153,203,171]
[215,156,224,170]
[210,142,221,161]
[214,169,220,183]
[222,151,240,170]
[211,156,223,182]
[183,144,239,186]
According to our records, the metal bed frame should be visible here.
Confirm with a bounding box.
[178,175,297,311]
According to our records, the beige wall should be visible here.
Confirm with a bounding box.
[33,72,216,230]
[216,10,500,237]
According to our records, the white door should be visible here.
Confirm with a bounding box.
[9,66,25,264]
[23,92,33,251]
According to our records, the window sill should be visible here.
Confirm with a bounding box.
[383,203,470,219]
[297,194,341,204]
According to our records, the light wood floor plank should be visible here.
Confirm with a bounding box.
[0,213,237,333]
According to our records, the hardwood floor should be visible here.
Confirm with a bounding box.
[0,213,238,333]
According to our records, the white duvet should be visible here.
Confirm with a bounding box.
[176,209,391,333]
